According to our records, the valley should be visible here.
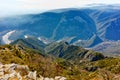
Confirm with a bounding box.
[0,5,120,54]
[0,4,120,80]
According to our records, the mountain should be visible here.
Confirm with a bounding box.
[93,41,120,55]
[86,6,120,41]
[0,10,96,42]
[73,34,103,47]
[1,43,120,79]
[11,38,104,62]
[11,37,46,53]
[0,44,70,78]
[0,5,120,54]
[45,41,104,61]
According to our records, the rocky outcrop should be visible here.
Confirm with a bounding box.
[0,63,36,80]
[37,76,66,80]
[37,76,67,80]
[0,63,66,80]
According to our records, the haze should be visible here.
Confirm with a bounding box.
[0,0,120,17]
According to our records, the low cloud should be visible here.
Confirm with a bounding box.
[0,0,120,17]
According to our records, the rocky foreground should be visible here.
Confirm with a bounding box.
[0,63,66,80]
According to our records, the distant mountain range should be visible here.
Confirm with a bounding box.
[93,41,120,55]
[0,5,120,54]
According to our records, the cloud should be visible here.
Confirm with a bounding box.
[18,0,93,10]
[0,0,120,17]
[15,0,120,11]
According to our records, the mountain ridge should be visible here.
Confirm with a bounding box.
[0,5,120,54]
[1,40,120,79]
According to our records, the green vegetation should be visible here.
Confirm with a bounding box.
[11,37,46,53]
[46,41,104,61]
[0,41,120,79]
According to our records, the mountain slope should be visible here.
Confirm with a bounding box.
[45,41,104,61]
[0,5,120,54]
[1,42,120,79]
[11,37,46,53]
[93,41,120,55]
[0,44,70,78]
[0,10,96,41]
[74,34,103,47]
[85,6,120,40]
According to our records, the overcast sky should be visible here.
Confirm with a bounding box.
[0,0,120,17]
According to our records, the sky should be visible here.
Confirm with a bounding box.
[0,0,120,17]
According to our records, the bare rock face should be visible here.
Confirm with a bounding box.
[0,63,36,80]
[37,76,66,80]
[0,63,66,80]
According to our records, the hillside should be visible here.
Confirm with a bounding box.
[93,41,120,55]
[0,44,74,78]
[73,34,103,47]
[10,38,105,62]
[45,41,104,62]
[11,37,46,53]
[0,4,120,80]
[0,44,120,79]
[0,5,120,49]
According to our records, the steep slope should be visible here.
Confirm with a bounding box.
[74,34,103,47]
[45,41,104,61]
[12,38,104,62]
[0,5,120,54]
[93,41,120,55]
[1,43,120,79]
[11,37,46,53]
[0,8,96,44]
[85,6,120,40]
[0,44,70,78]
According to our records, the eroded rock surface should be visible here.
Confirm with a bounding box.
[0,63,66,80]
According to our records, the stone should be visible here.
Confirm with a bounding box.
[0,62,66,80]
[27,71,37,80]
[0,63,37,80]
[55,76,66,80]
